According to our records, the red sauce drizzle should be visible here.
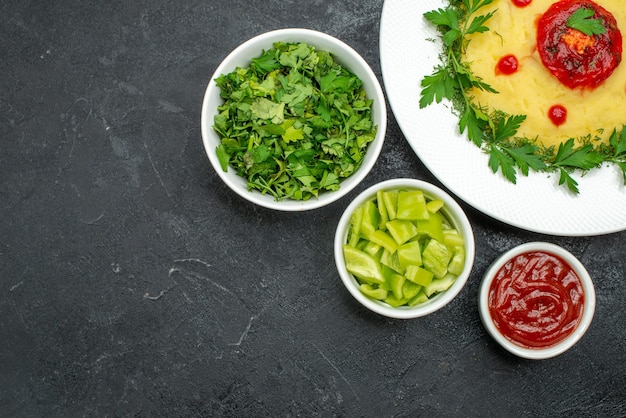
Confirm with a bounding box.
[536,0,622,89]
[512,0,532,7]
[496,54,519,75]
[548,104,567,126]
[488,251,585,349]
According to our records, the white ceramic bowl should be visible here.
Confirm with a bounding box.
[334,178,475,319]
[201,28,387,211]
[479,242,596,360]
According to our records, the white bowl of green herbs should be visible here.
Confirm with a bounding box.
[201,28,387,211]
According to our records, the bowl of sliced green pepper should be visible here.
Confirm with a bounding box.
[334,178,475,319]
[201,28,386,211]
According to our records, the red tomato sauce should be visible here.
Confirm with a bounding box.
[488,251,585,349]
[512,0,532,7]
[496,54,519,75]
[548,104,567,126]
[536,0,622,89]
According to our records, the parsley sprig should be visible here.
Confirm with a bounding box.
[420,0,626,193]
[566,7,607,36]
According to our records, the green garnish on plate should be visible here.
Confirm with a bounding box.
[213,42,377,201]
[566,7,606,36]
[419,0,626,194]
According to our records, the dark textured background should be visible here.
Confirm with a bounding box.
[1,0,625,416]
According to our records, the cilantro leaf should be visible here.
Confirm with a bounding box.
[464,0,495,12]
[558,168,580,194]
[553,139,605,170]
[249,144,271,164]
[467,11,496,35]
[423,8,461,46]
[501,143,547,176]
[566,7,606,36]
[420,68,457,108]
[423,8,459,29]
[216,144,230,172]
[282,124,304,143]
[251,51,282,73]
[547,139,605,193]
[493,114,526,143]
[488,146,518,184]
[250,98,285,124]
[459,106,488,146]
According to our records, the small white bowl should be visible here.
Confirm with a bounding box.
[201,28,387,211]
[334,178,475,319]
[479,242,596,360]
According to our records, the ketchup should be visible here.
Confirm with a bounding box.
[496,54,519,75]
[548,104,567,126]
[536,0,622,89]
[488,251,585,349]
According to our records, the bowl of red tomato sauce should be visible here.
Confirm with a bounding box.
[479,242,595,360]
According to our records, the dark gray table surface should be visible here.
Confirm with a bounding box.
[2,0,625,416]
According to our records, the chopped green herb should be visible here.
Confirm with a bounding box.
[420,1,626,194]
[213,42,377,201]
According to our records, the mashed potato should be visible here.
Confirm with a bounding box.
[464,0,626,149]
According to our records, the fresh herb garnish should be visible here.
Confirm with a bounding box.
[213,42,377,201]
[566,7,607,36]
[420,0,497,110]
[550,139,605,193]
[420,0,626,193]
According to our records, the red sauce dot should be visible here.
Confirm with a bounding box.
[548,104,567,126]
[496,54,519,75]
[512,0,532,7]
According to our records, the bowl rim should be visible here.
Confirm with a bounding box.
[200,28,387,211]
[334,178,476,319]
[478,241,596,360]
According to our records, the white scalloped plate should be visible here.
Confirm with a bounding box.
[380,0,626,236]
